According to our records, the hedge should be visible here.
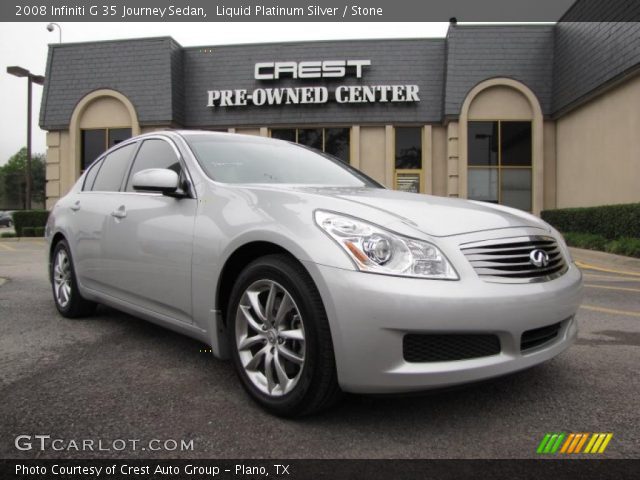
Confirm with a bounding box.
[11,210,49,237]
[606,237,640,258]
[541,203,640,240]
[562,232,608,251]
[562,232,640,259]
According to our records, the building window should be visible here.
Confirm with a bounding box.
[394,127,423,193]
[324,128,350,163]
[81,127,132,170]
[271,129,296,143]
[270,128,350,163]
[298,129,323,151]
[81,130,106,171]
[468,121,532,211]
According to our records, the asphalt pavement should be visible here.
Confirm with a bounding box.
[0,240,638,459]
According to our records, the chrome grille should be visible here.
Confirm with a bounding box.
[461,235,568,283]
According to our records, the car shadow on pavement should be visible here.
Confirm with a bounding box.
[88,304,567,425]
[0,300,593,459]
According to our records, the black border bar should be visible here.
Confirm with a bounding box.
[3,459,640,480]
[3,0,640,22]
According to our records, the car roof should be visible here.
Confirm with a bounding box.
[143,129,286,146]
[101,129,289,159]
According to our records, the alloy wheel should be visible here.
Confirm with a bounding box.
[235,279,306,397]
[53,249,72,308]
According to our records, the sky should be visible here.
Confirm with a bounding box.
[0,22,454,164]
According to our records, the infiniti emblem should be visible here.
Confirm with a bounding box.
[529,249,550,268]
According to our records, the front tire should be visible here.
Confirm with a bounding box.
[228,254,341,417]
[51,240,96,318]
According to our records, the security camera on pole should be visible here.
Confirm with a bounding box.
[46,23,62,43]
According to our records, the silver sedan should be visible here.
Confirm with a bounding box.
[46,131,583,416]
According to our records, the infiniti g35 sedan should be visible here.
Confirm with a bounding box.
[46,131,583,416]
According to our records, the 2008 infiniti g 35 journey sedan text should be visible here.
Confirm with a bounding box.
[46,131,583,416]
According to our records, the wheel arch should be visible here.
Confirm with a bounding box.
[216,240,304,328]
[49,232,67,265]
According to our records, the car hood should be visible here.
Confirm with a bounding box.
[239,185,549,237]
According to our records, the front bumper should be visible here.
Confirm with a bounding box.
[303,259,583,394]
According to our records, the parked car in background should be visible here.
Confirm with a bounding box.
[45,131,583,416]
[0,211,14,228]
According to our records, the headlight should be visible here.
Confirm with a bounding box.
[315,211,458,280]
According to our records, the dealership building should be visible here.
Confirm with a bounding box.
[39,10,640,213]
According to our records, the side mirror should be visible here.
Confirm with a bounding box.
[132,168,180,195]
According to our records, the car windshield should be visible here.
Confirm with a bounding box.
[183,133,382,187]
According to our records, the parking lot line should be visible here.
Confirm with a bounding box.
[583,273,640,283]
[0,243,16,251]
[584,284,640,293]
[576,261,640,277]
[580,304,640,318]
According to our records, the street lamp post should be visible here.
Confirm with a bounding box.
[46,23,62,43]
[6,66,45,210]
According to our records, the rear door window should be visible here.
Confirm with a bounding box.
[91,143,137,192]
[82,157,103,191]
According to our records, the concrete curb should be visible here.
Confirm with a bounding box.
[0,237,45,243]
[570,247,640,274]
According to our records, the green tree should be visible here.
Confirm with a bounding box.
[0,148,46,210]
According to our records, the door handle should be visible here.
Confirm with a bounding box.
[70,201,80,212]
[111,206,127,219]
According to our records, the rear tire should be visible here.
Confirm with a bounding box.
[51,240,97,318]
[228,254,342,417]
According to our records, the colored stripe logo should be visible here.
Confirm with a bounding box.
[537,433,613,454]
